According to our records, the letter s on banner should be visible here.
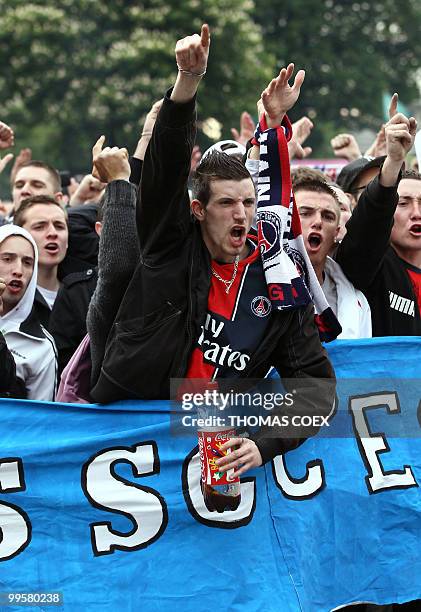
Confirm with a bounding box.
[82,442,168,556]
[182,447,256,528]
[0,458,31,561]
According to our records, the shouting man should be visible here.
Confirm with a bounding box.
[87,25,336,475]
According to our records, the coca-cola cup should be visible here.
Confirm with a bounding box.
[197,384,240,513]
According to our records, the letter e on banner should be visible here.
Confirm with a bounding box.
[82,442,168,556]
[0,458,31,561]
[349,392,418,494]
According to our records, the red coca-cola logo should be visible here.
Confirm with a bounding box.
[215,429,235,442]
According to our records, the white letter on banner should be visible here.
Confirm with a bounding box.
[182,448,256,528]
[0,459,31,561]
[349,392,418,494]
[272,456,325,499]
[82,442,168,556]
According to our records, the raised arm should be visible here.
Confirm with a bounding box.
[379,94,417,187]
[248,63,305,163]
[336,94,417,289]
[88,140,139,385]
[261,63,305,128]
[137,25,210,258]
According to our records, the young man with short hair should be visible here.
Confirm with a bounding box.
[12,161,63,212]
[88,25,336,475]
[14,195,69,327]
[293,174,371,339]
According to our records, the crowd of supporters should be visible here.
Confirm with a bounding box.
[0,71,419,401]
[0,23,420,610]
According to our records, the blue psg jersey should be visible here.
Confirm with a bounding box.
[186,240,272,380]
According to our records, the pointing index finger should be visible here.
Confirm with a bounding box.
[92,135,105,158]
[200,23,210,49]
[389,93,398,120]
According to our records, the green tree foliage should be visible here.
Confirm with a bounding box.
[1,0,420,175]
[0,0,272,173]
[253,0,421,154]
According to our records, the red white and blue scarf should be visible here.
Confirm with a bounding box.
[252,115,341,342]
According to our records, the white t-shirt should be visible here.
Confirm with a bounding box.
[37,285,58,310]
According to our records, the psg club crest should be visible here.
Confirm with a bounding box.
[284,245,310,290]
[257,212,282,263]
[251,296,272,318]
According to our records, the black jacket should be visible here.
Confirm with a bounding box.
[49,267,97,375]
[59,204,100,278]
[33,289,51,331]
[88,91,335,464]
[336,176,421,336]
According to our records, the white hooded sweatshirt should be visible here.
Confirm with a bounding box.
[0,225,57,400]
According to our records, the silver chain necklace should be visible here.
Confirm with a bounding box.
[211,255,240,294]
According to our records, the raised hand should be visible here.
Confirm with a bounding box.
[172,24,211,104]
[69,174,107,206]
[0,122,14,173]
[231,111,255,146]
[0,152,13,175]
[0,122,14,150]
[175,23,210,76]
[364,125,387,158]
[330,133,361,161]
[261,63,305,127]
[92,136,131,184]
[384,93,417,163]
[190,145,202,173]
[10,147,32,184]
[289,116,313,160]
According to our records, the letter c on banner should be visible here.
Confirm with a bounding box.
[182,447,256,528]
[0,458,31,561]
[82,442,168,556]
[272,455,325,500]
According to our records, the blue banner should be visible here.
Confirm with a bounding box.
[0,337,420,611]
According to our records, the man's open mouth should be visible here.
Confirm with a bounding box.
[409,224,421,236]
[308,233,322,249]
[45,243,59,253]
[230,226,246,239]
[8,280,23,293]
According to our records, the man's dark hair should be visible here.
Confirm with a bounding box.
[14,195,68,227]
[291,166,328,184]
[13,160,62,192]
[293,174,340,203]
[191,151,252,206]
[401,169,421,182]
[292,174,341,220]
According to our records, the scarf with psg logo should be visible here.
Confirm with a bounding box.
[251,115,341,341]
